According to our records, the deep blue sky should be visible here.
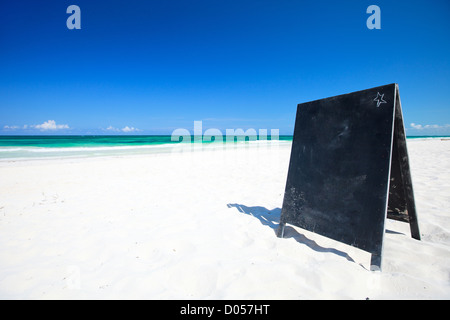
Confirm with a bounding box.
[1,0,449,135]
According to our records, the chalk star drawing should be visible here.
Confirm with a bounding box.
[373,92,387,107]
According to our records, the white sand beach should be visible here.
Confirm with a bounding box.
[0,139,449,299]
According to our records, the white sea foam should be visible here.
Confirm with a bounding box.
[0,139,291,161]
[0,148,23,152]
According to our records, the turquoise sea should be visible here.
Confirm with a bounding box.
[0,135,447,161]
[0,135,293,161]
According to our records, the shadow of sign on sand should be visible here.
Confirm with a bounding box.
[227,203,355,263]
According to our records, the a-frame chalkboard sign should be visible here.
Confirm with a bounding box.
[277,84,420,271]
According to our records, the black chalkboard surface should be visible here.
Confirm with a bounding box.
[277,84,420,271]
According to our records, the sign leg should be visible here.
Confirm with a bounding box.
[409,215,421,240]
[277,222,286,238]
[370,253,382,271]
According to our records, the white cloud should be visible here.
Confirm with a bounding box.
[106,126,120,132]
[410,123,450,130]
[106,125,141,133]
[32,120,69,131]
[121,126,140,132]
[3,125,20,130]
